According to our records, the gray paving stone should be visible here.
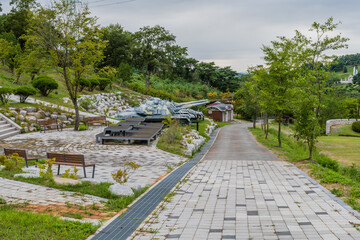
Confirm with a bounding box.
[130,124,360,240]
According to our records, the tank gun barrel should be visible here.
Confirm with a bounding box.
[175,99,209,109]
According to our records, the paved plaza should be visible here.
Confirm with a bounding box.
[0,126,185,191]
[0,177,106,205]
[131,124,360,240]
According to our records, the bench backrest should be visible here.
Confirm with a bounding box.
[4,148,27,160]
[47,153,84,164]
[85,116,106,123]
[64,154,84,164]
[47,152,65,162]
[39,119,57,126]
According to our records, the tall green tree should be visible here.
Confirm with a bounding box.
[5,0,37,49]
[100,24,134,68]
[261,32,306,147]
[295,17,349,159]
[133,25,182,89]
[27,0,107,130]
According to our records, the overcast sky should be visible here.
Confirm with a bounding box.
[2,0,360,72]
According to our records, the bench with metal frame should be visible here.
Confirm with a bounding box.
[4,148,39,168]
[84,116,109,127]
[47,152,96,178]
[38,119,63,133]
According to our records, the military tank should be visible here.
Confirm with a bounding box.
[116,97,208,124]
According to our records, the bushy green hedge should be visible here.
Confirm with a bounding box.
[88,78,99,92]
[98,78,111,90]
[14,86,36,103]
[79,78,91,92]
[0,87,13,105]
[352,121,360,133]
[32,75,58,96]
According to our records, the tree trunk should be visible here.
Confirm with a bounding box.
[260,112,264,131]
[278,118,282,147]
[265,113,269,139]
[253,114,256,129]
[308,141,313,160]
[73,99,80,131]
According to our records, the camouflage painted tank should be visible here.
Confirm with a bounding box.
[116,97,208,123]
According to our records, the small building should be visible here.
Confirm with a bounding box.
[206,101,233,122]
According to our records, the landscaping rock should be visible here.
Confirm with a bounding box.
[14,173,39,178]
[54,176,80,185]
[44,112,51,117]
[109,183,134,196]
[50,114,58,119]
[59,115,67,121]
[26,107,37,112]
[20,110,27,116]
[11,110,18,116]
[26,116,37,123]
[18,115,25,121]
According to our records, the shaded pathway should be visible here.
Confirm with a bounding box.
[132,124,360,239]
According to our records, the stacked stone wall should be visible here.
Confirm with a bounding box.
[326,119,358,134]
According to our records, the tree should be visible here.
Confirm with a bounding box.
[261,31,305,147]
[32,75,58,96]
[14,86,36,103]
[0,87,13,105]
[26,0,106,130]
[133,25,180,89]
[343,66,348,73]
[295,17,349,159]
[100,24,134,68]
[5,0,37,49]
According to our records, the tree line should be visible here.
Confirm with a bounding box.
[0,0,242,130]
[234,17,350,160]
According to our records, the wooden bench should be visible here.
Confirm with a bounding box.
[47,153,95,178]
[84,116,109,127]
[38,119,63,133]
[4,148,39,168]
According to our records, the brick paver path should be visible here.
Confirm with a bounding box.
[0,177,106,205]
[132,124,360,240]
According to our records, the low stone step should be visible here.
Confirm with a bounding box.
[0,128,16,136]
[0,129,19,140]
[0,123,12,130]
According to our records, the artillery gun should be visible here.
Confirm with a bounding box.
[116,97,208,124]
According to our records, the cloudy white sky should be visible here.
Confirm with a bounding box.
[2,0,360,72]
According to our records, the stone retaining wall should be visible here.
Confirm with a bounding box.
[326,119,358,134]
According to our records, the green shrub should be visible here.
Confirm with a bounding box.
[97,78,111,90]
[88,78,99,91]
[315,154,339,171]
[79,78,91,92]
[79,98,93,111]
[14,86,36,103]
[31,75,58,96]
[352,121,360,133]
[3,154,25,171]
[0,87,13,105]
[78,125,88,131]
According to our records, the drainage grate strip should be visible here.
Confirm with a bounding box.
[91,129,220,240]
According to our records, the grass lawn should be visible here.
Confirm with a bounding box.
[329,124,360,137]
[0,205,98,240]
[317,135,360,166]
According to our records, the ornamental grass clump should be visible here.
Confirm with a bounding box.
[112,161,141,184]
[37,158,55,181]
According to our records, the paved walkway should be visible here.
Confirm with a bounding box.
[0,177,106,205]
[132,124,360,240]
